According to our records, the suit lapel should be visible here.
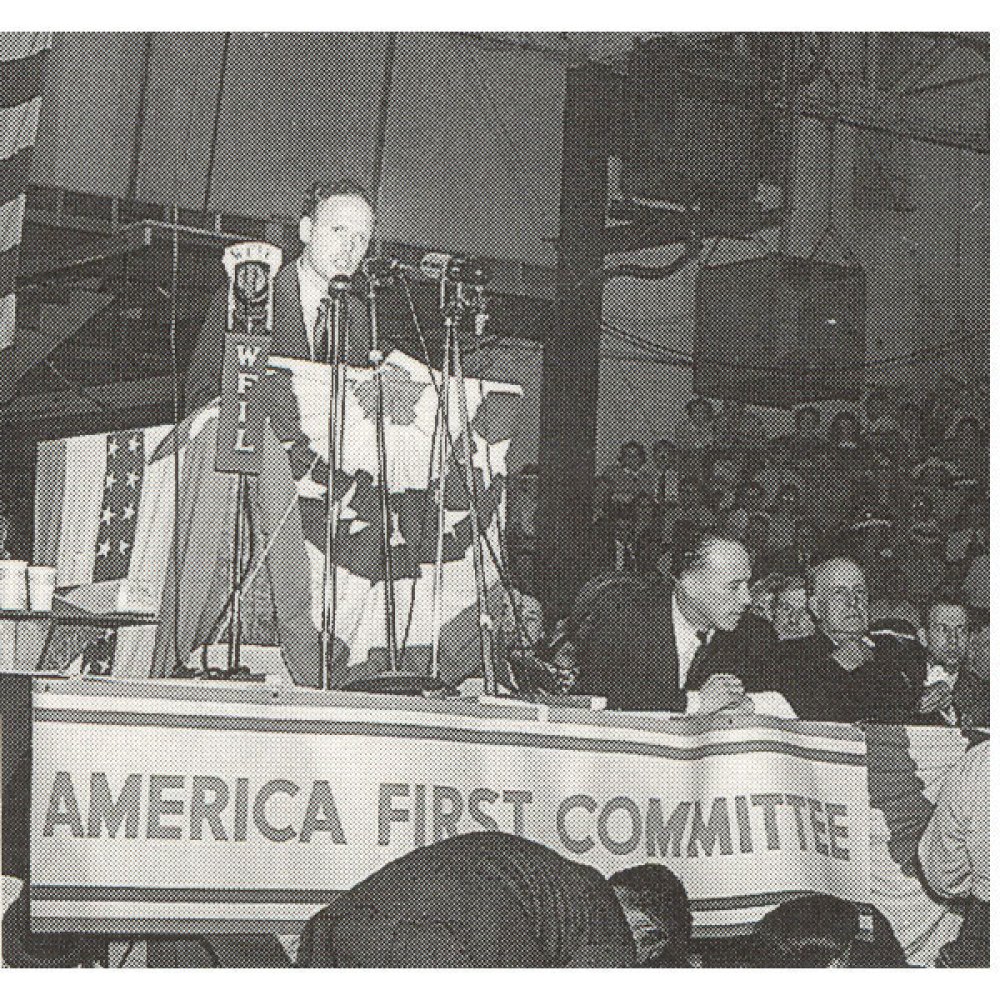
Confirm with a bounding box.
[274,261,311,360]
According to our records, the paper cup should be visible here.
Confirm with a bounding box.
[0,560,28,611]
[28,566,57,613]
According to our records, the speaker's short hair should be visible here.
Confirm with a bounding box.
[301,179,374,220]
[675,533,729,577]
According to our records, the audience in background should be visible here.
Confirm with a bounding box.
[914,601,988,728]
[608,865,694,968]
[744,894,860,967]
[770,576,814,641]
[673,397,717,469]
[766,518,819,577]
[947,416,987,485]
[772,558,920,723]
[766,484,802,551]
[784,404,825,464]
[597,441,648,520]
[648,438,680,511]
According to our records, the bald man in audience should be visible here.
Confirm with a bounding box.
[573,535,778,713]
[773,558,920,723]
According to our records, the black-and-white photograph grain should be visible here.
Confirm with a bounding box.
[0,27,989,972]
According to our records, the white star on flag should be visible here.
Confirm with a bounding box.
[125,471,140,489]
[336,482,362,532]
[105,473,116,488]
[389,512,406,547]
[108,439,119,456]
[96,540,111,558]
[442,505,470,538]
[128,435,141,452]
[122,504,135,520]
[100,508,114,525]
[118,539,131,555]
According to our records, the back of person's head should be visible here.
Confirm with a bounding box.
[748,894,859,967]
[609,865,692,967]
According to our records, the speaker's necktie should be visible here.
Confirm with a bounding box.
[313,298,331,362]
[691,630,711,671]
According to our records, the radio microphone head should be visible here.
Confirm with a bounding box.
[362,257,400,287]
[419,252,492,286]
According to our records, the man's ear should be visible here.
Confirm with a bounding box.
[299,215,312,245]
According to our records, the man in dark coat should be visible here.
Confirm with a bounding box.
[774,558,920,723]
[297,833,686,967]
[184,179,374,414]
[911,600,989,728]
[572,536,780,714]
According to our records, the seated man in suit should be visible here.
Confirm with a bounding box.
[913,600,988,728]
[184,178,375,413]
[573,535,778,714]
[774,558,920,723]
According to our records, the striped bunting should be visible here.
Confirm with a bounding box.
[0,32,50,349]
[33,424,174,675]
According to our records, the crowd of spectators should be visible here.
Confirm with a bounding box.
[486,384,989,967]
[502,383,989,728]
[291,829,920,967]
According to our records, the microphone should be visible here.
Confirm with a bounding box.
[419,252,456,281]
[327,275,352,297]
[420,252,492,286]
[362,257,400,288]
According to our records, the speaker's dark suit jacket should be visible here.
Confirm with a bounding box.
[184,260,370,414]
[572,574,780,713]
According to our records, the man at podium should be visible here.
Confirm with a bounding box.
[183,178,375,414]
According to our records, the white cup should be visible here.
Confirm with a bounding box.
[28,565,57,612]
[0,560,28,611]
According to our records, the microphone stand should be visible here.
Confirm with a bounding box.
[429,314,454,681]
[320,276,351,689]
[225,472,250,675]
[337,262,448,696]
[434,282,499,696]
[366,273,400,674]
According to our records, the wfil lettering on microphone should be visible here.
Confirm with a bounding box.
[233,342,262,454]
[41,774,852,861]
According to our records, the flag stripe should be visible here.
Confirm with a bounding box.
[0,31,50,63]
[0,97,40,161]
[32,436,67,567]
[0,49,47,109]
[55,433,104,587]
[0,241,16,297]
[0,292,13,348]
[0,145,33,205]
[1,34,48,346]
[32,708,866,765]
[0,192,25,256]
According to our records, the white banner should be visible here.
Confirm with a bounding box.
[30,682,871,938]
